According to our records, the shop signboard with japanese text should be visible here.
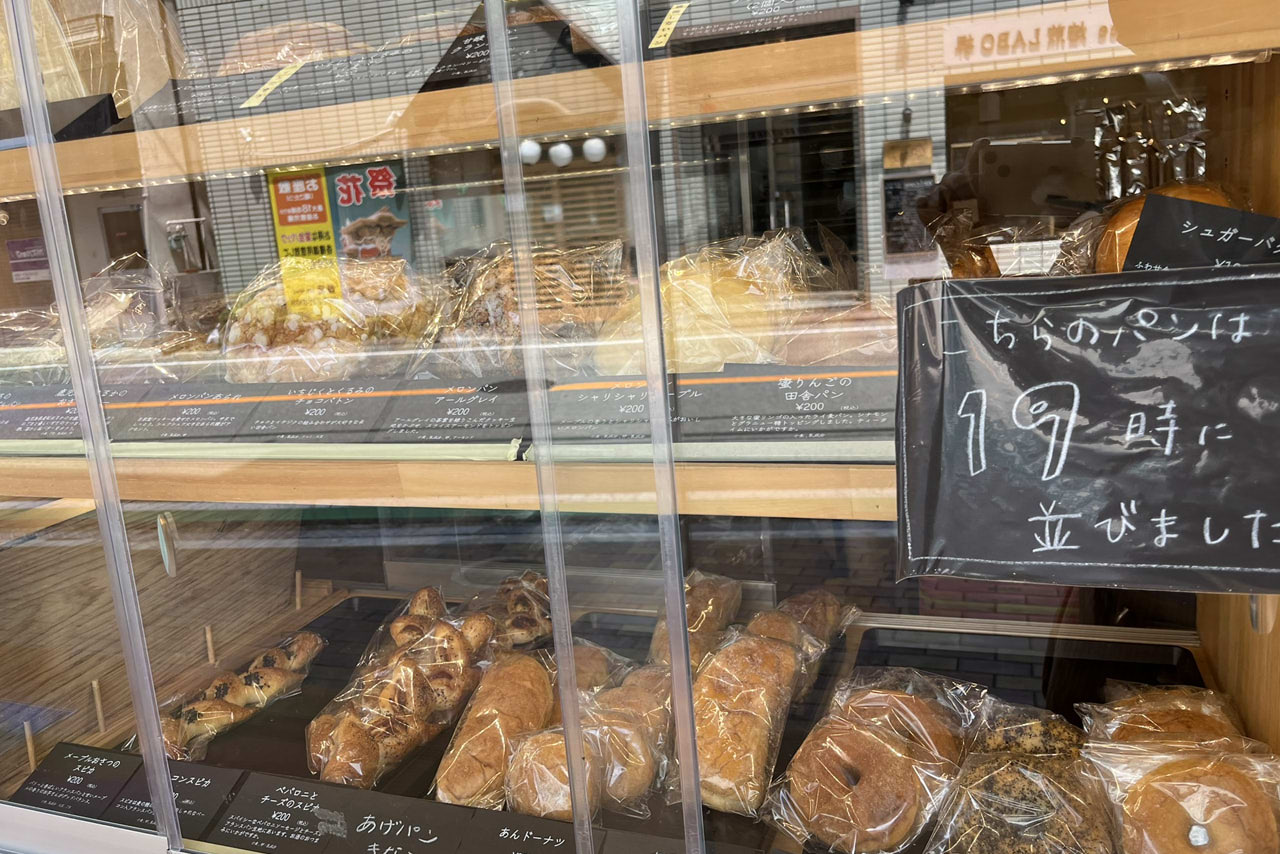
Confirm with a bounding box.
[898,266,1280,594]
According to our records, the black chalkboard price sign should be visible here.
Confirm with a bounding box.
[898,265,1280,593]
[8,742,140,819]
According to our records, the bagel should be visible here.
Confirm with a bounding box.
[1123,757,1278,854]
[838,688,962,764]
[784,718,923,853]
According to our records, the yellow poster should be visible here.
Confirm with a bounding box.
[267,167,341,316]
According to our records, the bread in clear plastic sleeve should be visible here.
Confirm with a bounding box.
[459,569,553,649]
[594,664,673,754]
[828,667,988,766]
[539,638,634,725]
[420,240,624,380]
[434,651,555,808]
[769,714,956,854]
[156,630,326,761]
[505,701,661,820]
[748,587,858,699]
[224,256,435,383]
[505,726,603,821]
[306,586,494,788]
[679,627,801,816]
[1076,683,1259,751]
[1083,741,1280,854]
[647,569,742,671]
[923,751,1115,854]
[967,696,1086,757]
[594,229,831,375]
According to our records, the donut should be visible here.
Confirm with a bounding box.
[973,704,1084,755]
[940,754,1113,854]
[1124,757,1279,854]
[838,688,962,764]
[785,719,923,853]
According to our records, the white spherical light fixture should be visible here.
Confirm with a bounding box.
[582,137,607,162]
[518,139,542,165]
[549,142,573,168]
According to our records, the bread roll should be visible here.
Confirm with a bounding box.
[587,709,659,808]
[693,633,800,815]
[648,572,742,670]
[595,665,672,747]
[777,588,845,644]
[506,729,603,820]
[1095,183,1235,273]
[548,643,625,725]
[435,653,555,808]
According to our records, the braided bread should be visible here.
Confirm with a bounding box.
[161,631,326,760]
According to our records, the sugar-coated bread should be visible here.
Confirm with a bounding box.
[693,633,799,815]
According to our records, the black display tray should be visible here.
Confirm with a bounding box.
[117,598,1203,854]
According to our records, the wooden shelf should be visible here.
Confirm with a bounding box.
[1,0,1277,198]
[0,455,897,521]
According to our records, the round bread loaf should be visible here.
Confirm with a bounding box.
[506,730,602,821]
[1095,184,1234,273]
[1123,757,1279,854]
[785,719,923,853]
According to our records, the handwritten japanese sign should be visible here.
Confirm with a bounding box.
[1125,195,1280,272]
[898,267,1280,592]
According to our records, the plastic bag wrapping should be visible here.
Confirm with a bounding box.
[966,697,1086,757]
[434,651,556,809]
[0,0,87,111]
[215,21,372,76]
[647,569,742,672]
[307,587,496,788]
[778,292,898,368]
[593,229,830,376]
[459,570,553,650]
[94,329,224,384]
[745,587,855,701]
[537,639,634,725]
[105,0,190,116]
[1076,684,1257,749]
[505,700,663,821]
[922,752,1116,854]
[0,307,70,386]
[224,256,437,383]
[595,664,673,758]
[152,630,326,761]
[1083,742,1280,854]
[417,240,625,380]
[769,715,956,854]
[673,627,801,817]
[827,668,988,766]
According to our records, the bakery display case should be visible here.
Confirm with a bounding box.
[3,1,1280,854]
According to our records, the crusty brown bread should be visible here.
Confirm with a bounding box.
[435,653,555,808]
[776,588,844,644]
[506,729,603,820]
[693,633,799,815]
[648,573,742,670]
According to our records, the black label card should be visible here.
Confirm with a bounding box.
[8,742,140,819]
[548,365,896,444]
[898,266,1280,593]
[235,380,401,443]
[0,386,80,439]
[321,789,471,854]
[460,808,599,854]
[882,172,936,256]
[100,759,242,837]
[206,774,341,853]
[374,379,528,443]
[603,829,760,854]
[111,383,256,442]
[1125,194,1280,272]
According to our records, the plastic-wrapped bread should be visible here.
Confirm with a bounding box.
[1076,683,1248,747]
[307,587,493,788]
[506,728,603,821]
[595,664,672,751]
[543,639,632,725]
[776,587,849,645]
[435,652,555,808]
[460,570,553,649]
[648,570,742,671]
[770,715,955,854]
[692,629,800,815]
[967,696,1085,756]
[159,631,326,761]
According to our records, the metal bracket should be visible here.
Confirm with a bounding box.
[157,512,179,577]
[1249,594,1278,634]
